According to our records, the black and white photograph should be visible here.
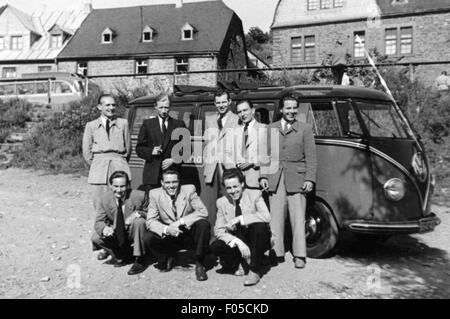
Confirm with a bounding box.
[0,0,449,303]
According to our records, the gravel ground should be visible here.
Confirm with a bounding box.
[0,168,449,299]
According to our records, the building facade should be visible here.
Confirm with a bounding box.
[0,4,91,78]
[271,0,450,85]
[57,0,249,92]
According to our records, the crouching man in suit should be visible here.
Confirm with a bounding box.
[212,169,271,286]
[144,170,211,281]
[91,171,150,275]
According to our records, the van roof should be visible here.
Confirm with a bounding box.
[128,85,393,106]
[21,72,83,79]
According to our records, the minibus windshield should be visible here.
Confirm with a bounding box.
[354,101,409,138]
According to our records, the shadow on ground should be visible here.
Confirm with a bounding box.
[334,233,450,298]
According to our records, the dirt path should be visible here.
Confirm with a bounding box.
[0,168,449,299]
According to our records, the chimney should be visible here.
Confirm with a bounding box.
[175,0,183,9]
[83,2,93,14]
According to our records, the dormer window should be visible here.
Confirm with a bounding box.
[181,23,195,41]
[102,28,114,44]
[142,25,155,42]
[50,34,63,48]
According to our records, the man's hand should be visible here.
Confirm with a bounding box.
[301,181,314,194]
[259,178,269,192]
[235,239,251,264]
[125,212,140,226]
[152,145,162,155]
[102,226,114,237]
[162,158,175,170]
[166,222,183,237]
[237,162,254,171]
[225,216,241,231]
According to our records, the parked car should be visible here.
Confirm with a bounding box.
[126,83,440,258]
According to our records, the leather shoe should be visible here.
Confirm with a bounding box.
[243,271,260,286]
[294,257,306,269]
[97,250,109,260]
[157,255,175,272]
[127,260,147,275]
[114,258,131,267]
[195,264,208,281]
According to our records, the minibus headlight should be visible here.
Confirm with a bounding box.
[383,178,405,201]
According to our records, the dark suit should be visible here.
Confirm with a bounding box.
[136,116,186,189]
[91,189,149,259]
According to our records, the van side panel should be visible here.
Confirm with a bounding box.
[315,140,374,227]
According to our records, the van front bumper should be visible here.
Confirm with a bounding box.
[345,213,441,235]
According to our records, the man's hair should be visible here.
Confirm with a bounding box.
[279,94,299,109]
[161,169,180,181]
[155,92,172,104]
[98,94,115,105]
[214,88,230,101]
[222,168,245,185]
[236,99,254,109]
[109,170,130,186]
[442,71,448,76]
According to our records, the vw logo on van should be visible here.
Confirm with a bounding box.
[412,152,427,183]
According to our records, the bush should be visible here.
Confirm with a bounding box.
[12,86,151,174]
[0,98,34,142]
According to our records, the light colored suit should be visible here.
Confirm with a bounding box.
[214,189,270,245]
[203,111,239,183]
[225,120,269,188]
[82,117,131,185]
[262,120,317,258]
[146,184,208,237]
[262,120,317,193]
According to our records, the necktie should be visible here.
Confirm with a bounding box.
[217,114,224,131]
[105,119,110,138]
[171,195,177,219]
[235,199,242,217]
[242,123,249,158]
[115,199,126,248]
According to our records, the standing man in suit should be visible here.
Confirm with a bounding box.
[145,170,211,281]
[226,100,269,190]
[83,94,132,261]
[136,93,186,192]
[260,94,317,269]
[212,169,271,286]
[82,94,131,208]
[203,89,239,227]
[91,171,150,275]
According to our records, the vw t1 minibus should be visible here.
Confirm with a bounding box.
[126,84,440,258]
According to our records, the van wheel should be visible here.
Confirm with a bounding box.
[306,201,339,258]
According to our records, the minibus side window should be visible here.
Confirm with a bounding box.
[335,100,364,137]
[253,103,275,124]
[309,102,341,137]
[132,106,158,135]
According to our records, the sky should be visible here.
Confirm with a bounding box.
[2,0,279,31]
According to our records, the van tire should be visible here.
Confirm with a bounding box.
[306,201,339,258]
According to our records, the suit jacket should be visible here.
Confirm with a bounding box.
[93,189,148,237]
[214,189,271,245]
[262,120,317,193]
[136,116,186,185]
[224,120,269,188]
[146,184,208,237]
[203,111,239,183]
[82,117,131,184]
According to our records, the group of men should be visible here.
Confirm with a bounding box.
[82,89,317,286]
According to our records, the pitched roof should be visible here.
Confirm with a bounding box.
[58,1,238,59]
[0,5,89,61]
[376,0,450,16]
[0,5,6,16]
[8,5,40,34]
